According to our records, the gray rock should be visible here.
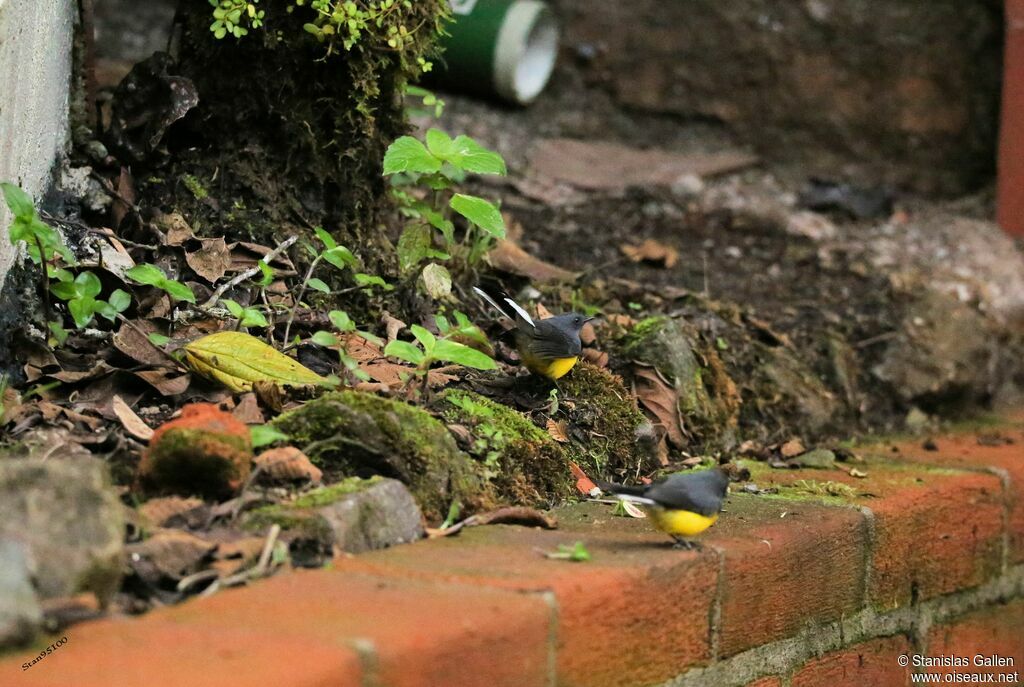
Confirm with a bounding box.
[244,477,424,564]
[0,458,124,603]
[312,478,424,554]
[793,448,836,470]
[0,539,42,648]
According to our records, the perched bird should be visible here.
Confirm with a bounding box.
[598,468,730,548]
[473,287,592,381]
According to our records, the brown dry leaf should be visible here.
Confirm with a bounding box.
[211,537,267,577]
[36,401,104,431]
[606,313,637,329]
[253,380,284,413]
[580,321,597,346]
[111,167,136,229]
[486,239,579,284]
[535,302,554,320]
[341,332,384,364]
[185,237,231,283]
[382,312,406,344]
[134,369,191,396]
[569,461,599,496]
[744,315,793,348]
[621,238,679,268]
[780,438,805,458]
[139,496,206,528]
[1,386,23,425]
[112,395,154,441]
[582,348,609,367]
[231,393,264,424]
[227,241,296,275]
[546,418,569,443]
[253,446,322,485]
[112,320,170,367]
[633,365,686,448]
[127,529,216,583]
[468,507,558,529]
[50,361,116,383]
[156,211,194,246]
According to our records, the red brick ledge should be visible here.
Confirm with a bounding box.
[5,423,1024,687]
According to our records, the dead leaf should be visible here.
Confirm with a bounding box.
[546,418,569,443]
[780,438,805,458]
[621,238,679,268]
[382,312,406,344]
[185,237,231,283]
[253,447,322,485]
[134,369,191,396]
[849,468,868,478]
[211,537,267,576]
[580,321,597,346]
[227,241,296,275]
[633,365,685,448]
[112,395,154,440]
[467,507,557,529]
[487,239,579,284]
[253,381,284,413]
[127,529,216,584]
[535,302,554,319]
[156,212,194,246]
[111,167,136,229]
[613,501,647,518]
[231,393,264,424]
[50,361,116,383]
[569,461,599,496]
[138,496,206,528]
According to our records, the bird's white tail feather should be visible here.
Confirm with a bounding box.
[502,297,535,327]
[610,494,657,506]
[473,287,512,320]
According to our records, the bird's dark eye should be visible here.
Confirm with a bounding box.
[574,316,582,325]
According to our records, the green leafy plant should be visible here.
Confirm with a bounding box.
[383,129,507,286]
[3,182,133,345]
[282,227,389,344]
[251,424,289,448]
[125,264,197,304]
[221,298,269,328]
[404,85,444,118]
[310,310,382,383]
[50,271,130,328]
[544,542,591,562]
[384,311,496,396]
[209,0,265,39]
[299,0,430,59]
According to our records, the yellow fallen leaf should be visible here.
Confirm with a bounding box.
[184,331,326,392]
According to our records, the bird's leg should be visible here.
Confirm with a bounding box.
[671,535,699,550]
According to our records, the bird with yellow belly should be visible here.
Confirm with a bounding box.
[599,469,730,548]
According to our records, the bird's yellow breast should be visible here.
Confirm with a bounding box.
[647,508,718,537]
[524,355,579,380]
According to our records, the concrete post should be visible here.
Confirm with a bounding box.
[0,0,77,287]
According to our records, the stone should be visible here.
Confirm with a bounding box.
[0,539,42,648]
[271,391,489,521]
[244,477,424,563]
[0,457,124,603]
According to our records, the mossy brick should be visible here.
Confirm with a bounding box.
[926,599,1024,681]
[790,635,914,687]
[740,457,1004,608]
[139,403,252,498]
[7,617,363,687]
[166,570,552,687]
[704,494,869,658]
[879,429,1024,564]
[334,511,719,687]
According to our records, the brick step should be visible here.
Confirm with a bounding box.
[5,422,1024,687]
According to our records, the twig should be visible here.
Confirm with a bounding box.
[853,331,899,349]
[32,235,53,321]
[115,314,190,372]
[202,235,297,308]
[281,253,322,344]
[253,524,281,577]
[38,211,159,250]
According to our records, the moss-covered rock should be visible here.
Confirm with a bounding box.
[270,391,490,520]
[441,390,574,504]
[244,476,423,565]
[619,316,740,450]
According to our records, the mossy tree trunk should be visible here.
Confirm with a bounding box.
[160,0,446,266]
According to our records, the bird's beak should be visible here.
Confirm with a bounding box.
[584,316,596,323]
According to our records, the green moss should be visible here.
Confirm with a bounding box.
[243,504,333,543]
[442,390,573,504]
[270,391,490,520]
[181,174,208,200]
[291,476,383,508]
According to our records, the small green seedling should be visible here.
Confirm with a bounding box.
[383,128,507,280]
[221,298,269,328]
[209,0,264,39]
[50,270,130,328]
[384,312,496,393]
[250,424,289,449]
[544,542,591,562]
[126,264,196,304]
[311,310,383,383]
